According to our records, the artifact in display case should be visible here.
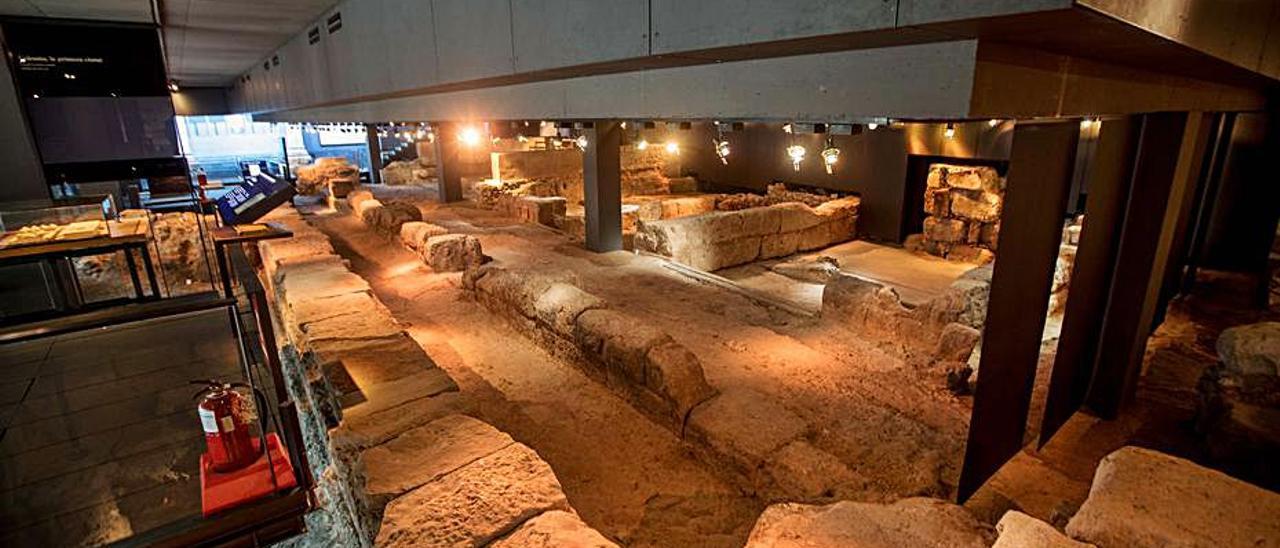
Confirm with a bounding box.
[0,196,114,249]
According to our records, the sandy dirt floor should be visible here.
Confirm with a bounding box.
[306,208,763,547]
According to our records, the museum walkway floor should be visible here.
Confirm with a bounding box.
[0,309,243,546]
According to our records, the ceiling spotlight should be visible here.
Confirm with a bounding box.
[63,73,76,80]
[575,134,589,150]
[664,141,680,155]
[786,144,806,172]
[714,139,731,165]
[458,126,482,146]
[783,123,794,134]
[867,122,878,130]
[516,134,529,143]
[944,123,956,139]
[167,80,179,92]
[821,138,840,175]
[988,119,1000,127]
[636,139,649,151]
[620,121,628,129]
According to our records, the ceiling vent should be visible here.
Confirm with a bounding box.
[326,12,342,34]
[308,27,320,45]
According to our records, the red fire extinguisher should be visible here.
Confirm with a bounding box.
[193,380,261,473]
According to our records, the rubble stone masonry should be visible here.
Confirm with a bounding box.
[909,164,1005,264]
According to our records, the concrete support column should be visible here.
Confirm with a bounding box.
[432,121,465,203]
[582,121,623,252]
[365,123,383,185]
[958,120,1081,502]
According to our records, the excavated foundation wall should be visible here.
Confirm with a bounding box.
[462,264,718,432]
[490,147,680,203]
[822,266,992,390]
[254,205,615,547]
[636,197,861,271]
[906,164,1005,264]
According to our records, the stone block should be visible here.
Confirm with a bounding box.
[357,200,385,223]
[424,234,485,272]
[644,341,717,421]
[950,189,1002,223]
[687,388,807,473]
[746,497,992,547]
[1065,446,1280,548]
[759,231,801,260]
[517,196,567,226]
[763,441,867,501]
[993,511,1091,548]
[399,222,448,251]
[490,510,618,548]
[948,244,995,264]
[924,187,950,216]
[278,263,372,302]
[360,415,514,508]
[296,157,359,196]
[312,335,444,390]
[374,443,570,548]
[924,217,967,243]
[573,309,673,383]
[1217,322,1280,382]
[331,391,468,457]
[533,283,607,337]
[475,268,576,319]
[980,222,1001,249]
[935,322,981,362]
[348,190,375,211]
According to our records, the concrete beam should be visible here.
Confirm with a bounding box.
[253,41,979,124]
[581,121,623,253]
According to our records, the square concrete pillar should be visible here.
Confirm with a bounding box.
[582,121,623,252]
[432,121,465,203]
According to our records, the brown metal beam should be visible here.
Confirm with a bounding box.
[1039,116,1140,445]
[958,120,1080,502]
[1086,112,1214,418]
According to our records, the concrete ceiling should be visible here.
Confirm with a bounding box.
[0,0,336,87]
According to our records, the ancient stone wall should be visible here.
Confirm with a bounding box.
[490,147,679,203]
[822,266,991,392]
[635,197,860,271]
[255,205,613,547]
[908,164,1005,264]
[379,159,435,186]
[297,157,360,196]
[463,264,717,432]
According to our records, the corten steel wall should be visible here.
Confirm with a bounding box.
[680,121,1012,243]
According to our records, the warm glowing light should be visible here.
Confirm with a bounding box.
[636,139,649,151]
[782,123,793,134]
[821,142,840,175]
[867,122,878,130]
[167,81,179,92]
[516,134,529,143]
[426,132,436,143]
[620,121,628,129]
[786,145,806,172]
[944,123,956,139]
[664,141,679,155]
[714,139,731,165]
[575,134,589,150]
[458,126,482,146]
[988,119,1000,127]
[64,73,76,80]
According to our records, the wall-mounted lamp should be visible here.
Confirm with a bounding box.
[786,145,806,172]
[821,137,840,175]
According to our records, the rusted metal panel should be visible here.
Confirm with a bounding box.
[957,120,1080,502]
